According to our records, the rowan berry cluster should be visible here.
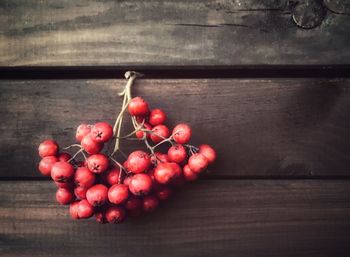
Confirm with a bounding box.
[37,71,216,224]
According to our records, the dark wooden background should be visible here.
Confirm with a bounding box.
[1,1,350,257]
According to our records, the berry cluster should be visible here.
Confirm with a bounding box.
[37,71,216,224]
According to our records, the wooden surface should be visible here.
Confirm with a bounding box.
[1,1,350,256]
[1,180,350,257]
[1,0,350,66]
[1,78,350,178]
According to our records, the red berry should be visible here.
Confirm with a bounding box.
[55,181,74,189]
[106,168,121,185]
[183,164,198,181]
[38,140,59,158]
[95,211,108,224]
[127,150,151,174]
[123,161,129,171]
[169,162,182,177]
[135,131,143,139]
[150,125,170,143]
[149,109,166,126]
[136,116,146,124]
[76,124,91,142]
[125,196,143,217]
[77,199,94,219]
[38,156,58,176]
[56,188,74,205]
[81,135,103,154]
[199,144,216,164]
[69,201,80,219]
[123,176,132,187]
[147,169,157,183]
[91,122,113,143]
[172,124,192,144]
[128,97,149,116]
[51,161,74,182]
[108,184,129,205]
[105,206,126,224]
[86,184,108,207]
[171,164,185,188]
[74,167,95,188]
[151,152,169,165]
[86,154,109,174]
[154,162,177,184]
[167,145,187,163]
[74,186,87,199]
[188,153,208,173]
[57,152,71,162]
[129,174,153,196]
[135,123,152,139]
[142,195,159,212]
[156,186,172,201]
[156,153,169,163]
[125,196,142,210]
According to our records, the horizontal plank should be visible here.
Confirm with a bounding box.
[1,180,350,257]
[1,0,350,66]
[1,78,350,178]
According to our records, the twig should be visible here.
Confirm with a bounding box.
[63,144,82,150]
[112,71,143,155]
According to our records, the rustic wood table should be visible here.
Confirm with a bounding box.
[1,1,350,256]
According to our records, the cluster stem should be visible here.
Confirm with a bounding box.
[112,71,143,156]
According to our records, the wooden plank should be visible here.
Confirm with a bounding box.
[1,78,350,178]
[1,180,350,257]
[1,0,350,66]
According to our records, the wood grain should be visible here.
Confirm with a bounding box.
[1,0,350,66]
[1,180,350,257]
[1,78,350,178]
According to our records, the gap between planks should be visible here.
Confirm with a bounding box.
[1,65,350,79]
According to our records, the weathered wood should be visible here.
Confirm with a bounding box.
[1,0,350,66]
[1,78,350,178]
[1,180,350,257]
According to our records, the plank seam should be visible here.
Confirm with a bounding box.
[1,65,350,79]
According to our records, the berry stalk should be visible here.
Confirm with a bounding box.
[112,71,143,156]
